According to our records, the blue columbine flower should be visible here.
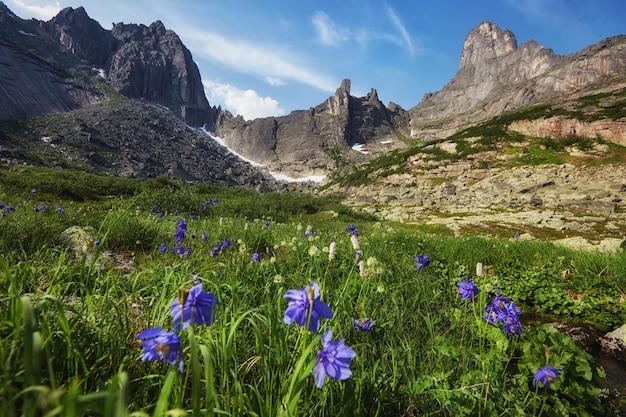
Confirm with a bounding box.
[313,329,356,388]
[533,366,560,389]
[174,218,187,244]
[159,243,167,255]
[136,327,183,371]
[283,282,333,332]
[210,242,222,256]
[352,317,375,331]
[457,279,479,301]
[346,224,358,236]
[483,291,524,336]
[222,238,231,250]
[413,254,430,271]
[171,283,220,331]
[251,253,261,263]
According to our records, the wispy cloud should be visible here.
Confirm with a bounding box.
[265,76,286,87]
[203,80,285,120]
[7,0,61,20]
[312,7,417,56]
[386,6,415,56]
[312,11,350,46]
[182,29,336,93]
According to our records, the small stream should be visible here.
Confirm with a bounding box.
[594,353,626,414]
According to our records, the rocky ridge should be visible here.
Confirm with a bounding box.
[409,21,626,141]
[0,99,292,191]
[215,79,410,178]
[0,3,218,127]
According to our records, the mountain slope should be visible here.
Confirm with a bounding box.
[409,21,626,141]
[0,3,217,127]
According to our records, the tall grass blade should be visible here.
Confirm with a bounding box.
[153,370,177,417]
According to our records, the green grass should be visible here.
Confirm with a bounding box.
[0,170,624,416]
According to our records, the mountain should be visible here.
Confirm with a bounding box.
[0,3,288,190]
[0,4,218,127]
[214,79,410,178]
[215,21,626,179]
[1,3,626,199]
[408,21,626,140]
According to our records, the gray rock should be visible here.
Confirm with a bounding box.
[599,324,626,362]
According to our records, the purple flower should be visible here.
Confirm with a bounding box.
[313,329,356,388]
[159,243,167,255]
[210,242,222,256]
[171,283,220,331]
[283,282,333,332]
[345,224,358,236]
[174,218,187,244]
[457,279,479,301]
[170,246,190,257]
[251,253,261,263]
[201,232,208,243]
[222,238,231,250]
[136,327,183,371]
[352,317,375,331]
[413,254,430,271]
[94,238,102,248]
[263,221,270,228]
[483,292,524,336]
[56,206,65,214]
[533,366,560,389]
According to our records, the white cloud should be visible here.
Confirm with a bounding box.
[387,6,415,55]
[265,76,286,86]
[312,11,350,46]
[7,0,61,20]
[203,80,285,120]
[181,29,337,93]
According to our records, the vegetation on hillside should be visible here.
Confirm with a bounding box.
[323,87,626,189]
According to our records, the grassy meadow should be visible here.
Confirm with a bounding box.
[1,167,625,416]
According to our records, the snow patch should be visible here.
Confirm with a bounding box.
[92,67,106,78]
[352,143,369,154]
[380,140,393,144]
[18,30,36,37]
[199,127,325,183]
[269,172,326,183]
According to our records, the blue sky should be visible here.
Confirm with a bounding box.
[7,0,626,120]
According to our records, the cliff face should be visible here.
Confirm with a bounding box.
[0,5,104,119]
[409,21,626,140]
[215,79,410,178]
[106,20,215,127]
[0,4,217,127]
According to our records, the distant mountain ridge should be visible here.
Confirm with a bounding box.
[214,79,410,178]
[0,3,218,127]
[1,3,625,186]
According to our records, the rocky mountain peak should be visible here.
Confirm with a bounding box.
[106,19,216,127]
[327,78,351,116]
[48,6,118,68]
